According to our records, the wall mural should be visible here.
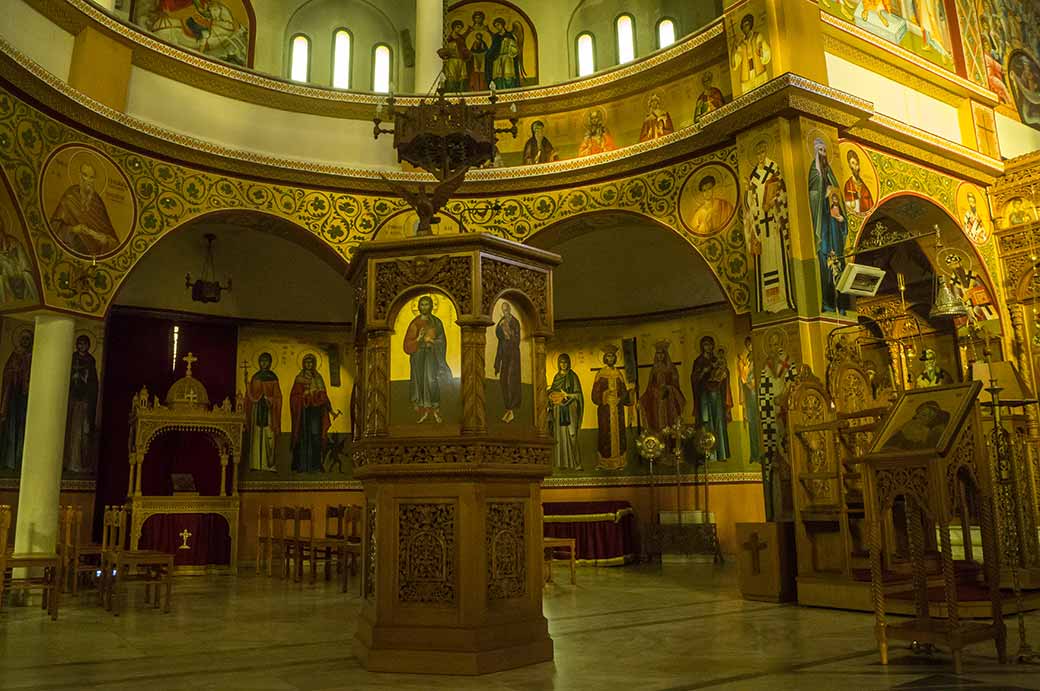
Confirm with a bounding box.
[495,64,733,166]
[545,310,760,479]
[975,0,1040,129]
[0,173,39,312]
[819,0,957,72]
[839,142,879,218]
[0,319,32,475]
[727,0,774,97]
[444,0,538,91]
[390,292,461,428]
[678,163,739,237]
[485,297,533,428]
[236,326,352,479]
[956,181,993,244]
[739,128,796,314]
[130,0,255,67]
[41,145,136,260]
[806,128,849,315]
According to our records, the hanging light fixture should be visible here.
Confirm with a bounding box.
[928,224,969,320]
[185,233,232,303]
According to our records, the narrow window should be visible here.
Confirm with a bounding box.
[657,18,676,49]
[170,325,180,373]
[577,33,595,76]
[290,34,310,82]
[332,29,352,89]
[616,15,635,64]
[373,44,392,93]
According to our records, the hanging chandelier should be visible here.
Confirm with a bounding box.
[185,233,231,303]
[373,79,518,236]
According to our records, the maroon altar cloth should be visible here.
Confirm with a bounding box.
[542,501,636,565]
[139,514,231,566]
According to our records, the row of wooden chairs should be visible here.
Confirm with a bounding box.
[256,504,362,592]
[58,505,103,595]
[0,505,62,620]
[99,505,174,615]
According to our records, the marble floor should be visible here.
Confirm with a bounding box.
[1,563,1039,691]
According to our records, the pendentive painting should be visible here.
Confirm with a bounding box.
[484,297,534,432]
[130,0,255,67]
[236,327,353,480]
[820,0,956,72]
[444,0,538,92]
[40,144,135,260]
[390,292,461,430]
[975,0,1040,130]
[678,163,739,236]
[0,173,40,311]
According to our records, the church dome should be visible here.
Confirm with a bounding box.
[164,353,210,410]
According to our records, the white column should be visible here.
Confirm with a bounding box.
[414,0,444,93]
[13,315,75,555]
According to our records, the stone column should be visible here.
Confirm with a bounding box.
[460,324,488,435]
[13,315,75,556]
[414,0,444,92]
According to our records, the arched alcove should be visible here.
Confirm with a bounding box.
[112,211,354,323]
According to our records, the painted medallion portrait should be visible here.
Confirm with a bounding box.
[956,182,992,245]
[679,163,739,236]
[41,145,135,260]
[1003,196,1037,228]
[838,142,879,217]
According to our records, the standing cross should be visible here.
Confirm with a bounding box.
[183,352,198,377]
[178,528,192,550]
[742,531,768,575]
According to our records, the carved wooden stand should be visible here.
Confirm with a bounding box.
[348,235,559,675]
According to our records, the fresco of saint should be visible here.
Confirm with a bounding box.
[591,345,632,471]
[639,93,674,142]
[808,137,848,314]
[842,149,874,215]
[548,353,583,470]
[403,295,452,423]
[49,162,120,256]
[245,351,281,471]
[494,302,522,423]
[578,109,616,157]
[690,336,732,461]
[638,341,685,438]
[522,120,559,164]
[746,140,796,313]
[731,13,771,93]
[0,329,31,471]
[694,71,726,125]
[63,335,98,474]
[290,353,331,473]
[687,175,735,235]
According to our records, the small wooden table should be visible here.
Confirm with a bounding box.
[1,552,62,620]
[543,537,576,585]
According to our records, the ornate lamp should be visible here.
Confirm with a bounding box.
[372,80,519,236]
[928,224,969,320]
[185,233,231,303]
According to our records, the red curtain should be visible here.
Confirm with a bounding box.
[139,513,231,566]
[95,310,238,539]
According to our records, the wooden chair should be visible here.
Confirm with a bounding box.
[543,536,577,585]
[282,506,310,582]
[266,506,289,578]
[100,505,174,615]
[0,505,62,620]
[61,506,102,594]
[306,505,362,592]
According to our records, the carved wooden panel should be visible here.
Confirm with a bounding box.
[372,256,472,320]
[480,257,548,324]
[397,502,456,605]
[486,501,526,601]
[364,501,376,600]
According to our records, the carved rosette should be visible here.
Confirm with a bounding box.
[875,466,930,511]
[461,326,488,435]
[365,501,376,600]
[398,502,456,605]
[480,257,548,325]
[486,501,526,601]
[354,439,552,469]
[364,331,390,437]
[532,336,549,437]
[373,256,473,320]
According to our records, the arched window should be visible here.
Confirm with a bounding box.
[576,33,595,77]
[657,18,676,49]
[289,34,310,83]
[372,44,392,93]
[615,15,635,64]
[332,29,352,89]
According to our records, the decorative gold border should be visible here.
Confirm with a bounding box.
[0,479,96,491]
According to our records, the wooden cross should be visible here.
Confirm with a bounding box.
[183,352,198,377]
[178,529,192,550]
[742,531,768,575]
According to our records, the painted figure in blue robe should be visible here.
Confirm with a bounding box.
[0,329,31,471]
[548,353,583,471]
[690,336,732,461]
[403,295,452,424]
[808,136,849,314]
